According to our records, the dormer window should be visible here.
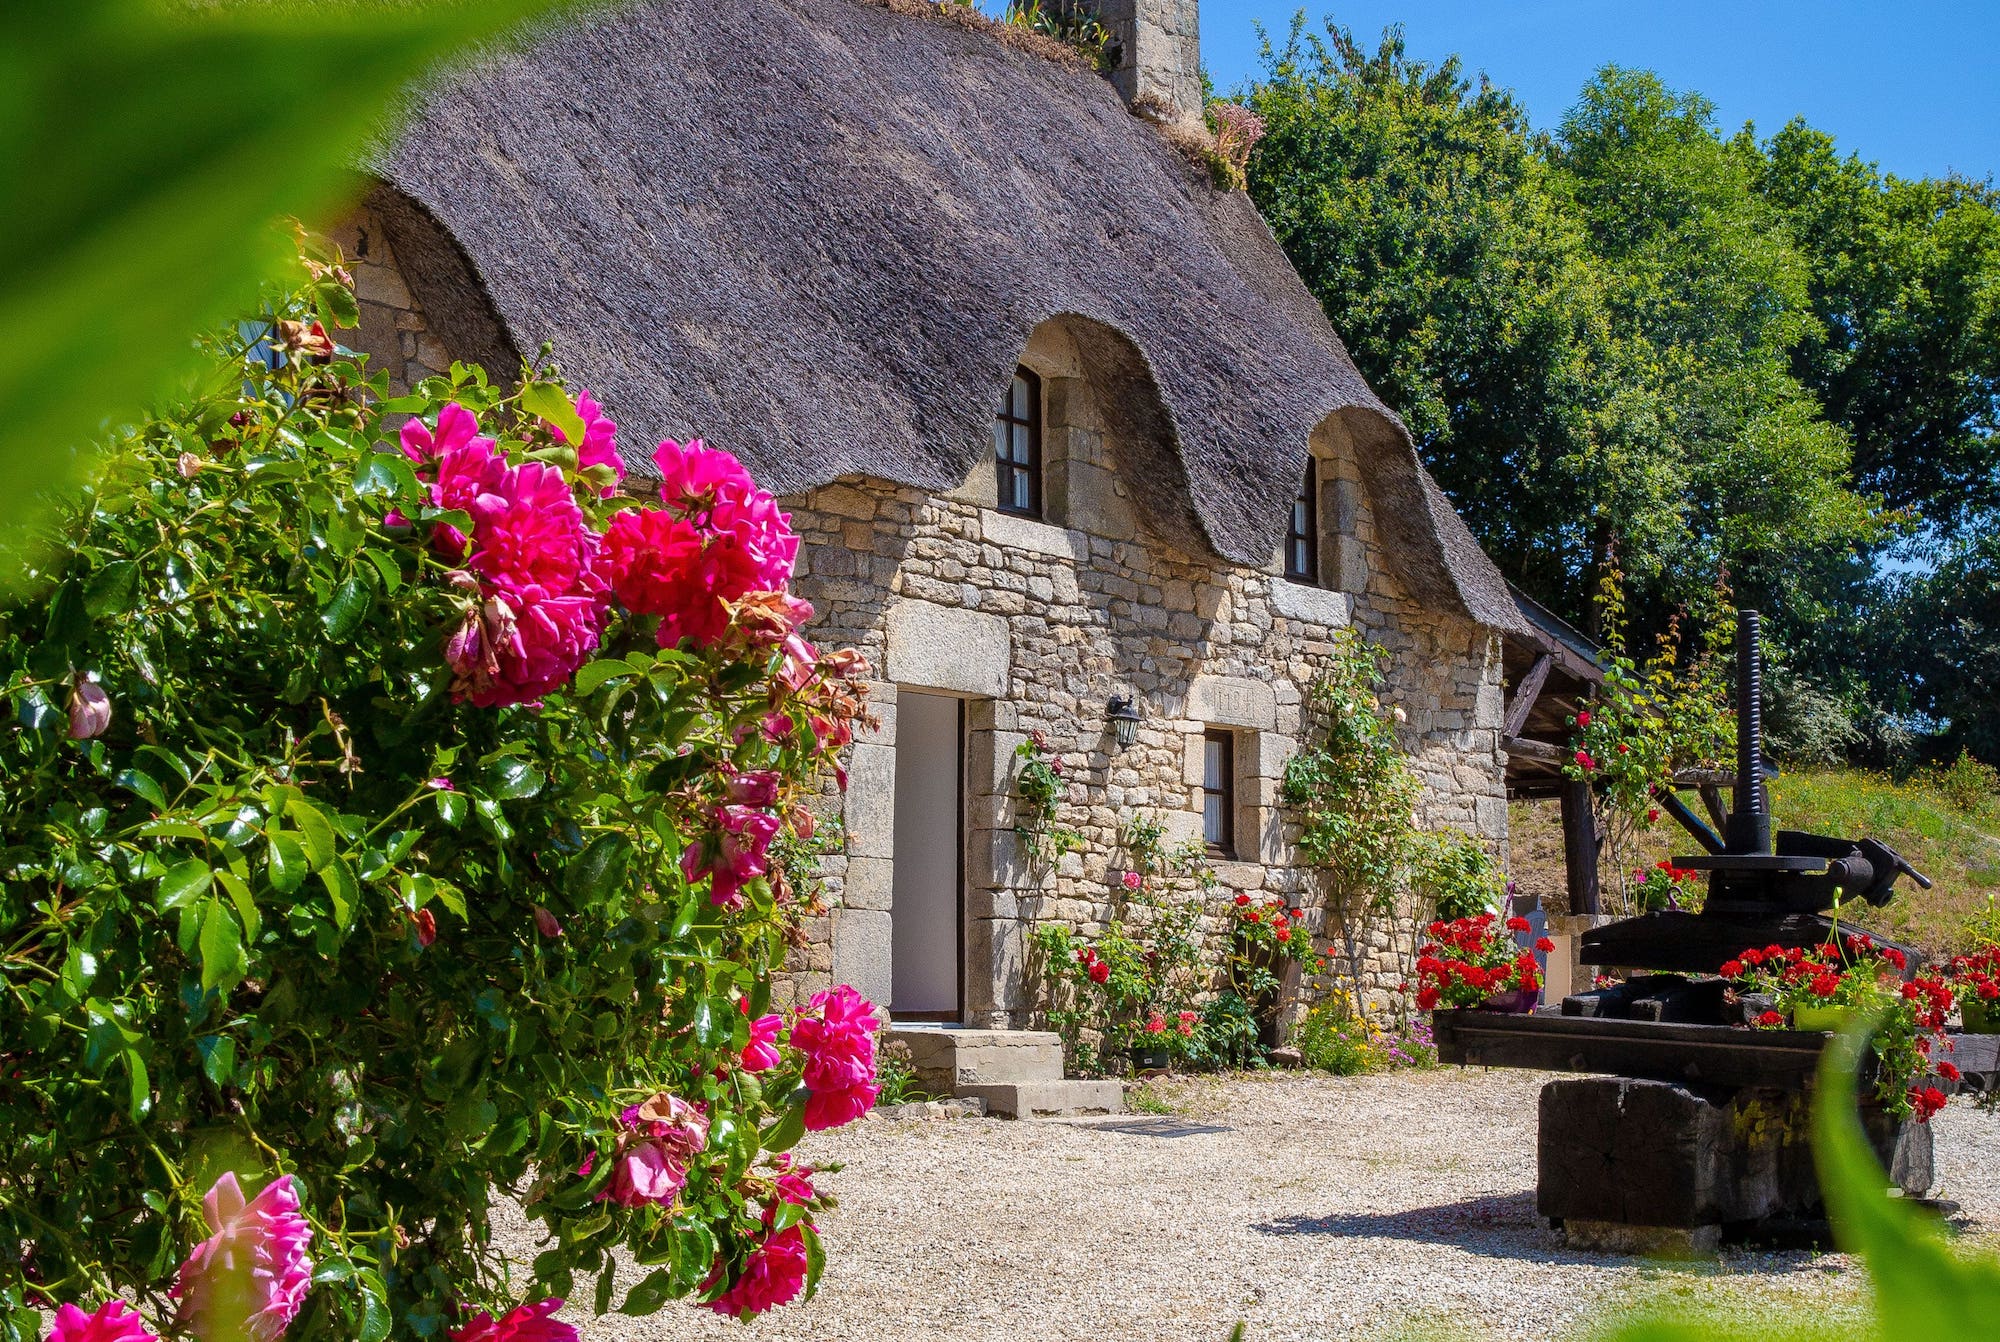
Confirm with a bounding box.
[1285,460,1318,584]
[994,366,1043,518]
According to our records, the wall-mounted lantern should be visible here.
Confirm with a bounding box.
[1107,694,1142,749]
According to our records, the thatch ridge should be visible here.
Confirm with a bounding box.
[369,0,1528,634]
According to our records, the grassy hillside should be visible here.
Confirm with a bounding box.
[1511,769,2000,956]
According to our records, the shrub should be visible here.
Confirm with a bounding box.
[1928,750,2000,815]
[872,1038,928,1107]
[0,246,874,1338]
[1292,1002,1375,1075]
[1409,829,1504,923]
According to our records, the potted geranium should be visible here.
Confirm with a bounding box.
[1629,859,1704,913]
[1721,934,1960,1121]
[1409,913,1551,1013]
[1946,946,2000,1033]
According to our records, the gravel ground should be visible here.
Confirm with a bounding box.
[507,1070,2000,1342]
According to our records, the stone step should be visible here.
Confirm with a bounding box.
[883,1027,1067,1092]
[957,1079,1125,1119]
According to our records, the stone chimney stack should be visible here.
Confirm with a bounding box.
[1069,0,1204,127]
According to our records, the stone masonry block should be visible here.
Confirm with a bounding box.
[1187,675,1277,730]
[843,855,894,912]
[1269,578,1352,628]
[843,743,896,859]
[1246,731,1295,779]
[885,599,1011,698]
[830,908,892,1006]
[965,917,1030,1014]
[981,508,1087,563]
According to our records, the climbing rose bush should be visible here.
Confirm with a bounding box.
[0,244,875,1341]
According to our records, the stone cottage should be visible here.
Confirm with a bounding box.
[336,0,1536,1080]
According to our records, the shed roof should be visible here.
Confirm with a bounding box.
[368,0,1529,634]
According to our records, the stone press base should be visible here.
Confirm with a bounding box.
[1537,1075,1930,1254]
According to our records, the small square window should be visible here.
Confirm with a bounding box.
[994,366,1042,518]
[1202,730,1237,858]
[1285,460,1319,584]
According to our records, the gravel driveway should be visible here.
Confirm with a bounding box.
[514,1069,2000,1342]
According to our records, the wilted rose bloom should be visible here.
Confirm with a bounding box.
[412,908,437,948]
[445,587,604,709]
[681,806,783,908]
[447,1299,577,1342]
[742,1013,784,1073]
[532,906,564,939]
[777,633,819,692]
[703,1226,810,1320]
[172,1173,313,1342]
[724,769,783,808]
[67,677,111,740]
[48,1302,159,1342]
[547,389,626,498]
[630,1091,711,1159]
[604,1142,690,1209]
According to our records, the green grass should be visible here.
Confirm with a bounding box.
[1770,769,2000,954]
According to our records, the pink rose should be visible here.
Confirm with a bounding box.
[399,401,492,465]
[172,1174,313,1342]
[742,1013,784,1073]
[447,1299,576,1342]
[49,1303,159,1342]
[703,1226,810,1319]
[546,389,626,498]
[789,986,881,1131]
[67,677,111,740]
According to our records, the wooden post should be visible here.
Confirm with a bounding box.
[1561,777,1601,916]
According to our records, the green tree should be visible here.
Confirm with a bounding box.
[1246,25,1882,639]
[1759,119,2000,536]
[1246,18,1611,612]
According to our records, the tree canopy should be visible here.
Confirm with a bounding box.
[1244,15,2000,765]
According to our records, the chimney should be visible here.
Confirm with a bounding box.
[1068,0,1204,127]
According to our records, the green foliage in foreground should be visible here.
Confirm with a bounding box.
[0,0,552,540]
[0,260,865,1338]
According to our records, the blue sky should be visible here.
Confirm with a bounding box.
[1195,2,1999,182]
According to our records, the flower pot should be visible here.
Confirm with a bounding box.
[1478,986,1540,1014]
[1961,999,2000,1034]
[1792,1004,1855,1033]
[1129,1044,1173,1073]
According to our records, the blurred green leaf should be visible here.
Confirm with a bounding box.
[0,0,551,535]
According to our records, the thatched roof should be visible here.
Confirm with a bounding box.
[368,0,1529,635]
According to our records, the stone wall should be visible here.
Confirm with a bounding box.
[325,205,451,396]
[784,317,1508,1027]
